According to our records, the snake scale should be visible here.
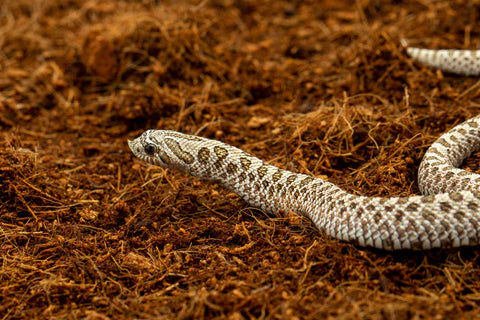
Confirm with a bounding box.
[129,47,480,250]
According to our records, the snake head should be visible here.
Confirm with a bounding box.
[128,129,203,175]
[128,130,175,168]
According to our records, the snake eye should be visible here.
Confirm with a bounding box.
[144,144,156,155]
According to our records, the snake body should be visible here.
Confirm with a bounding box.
[128,115,480,250]
[407,47,480,75]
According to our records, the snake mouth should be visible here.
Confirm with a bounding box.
[127,140,134,150]
[128,139,141,156]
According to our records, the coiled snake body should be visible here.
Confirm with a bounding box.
[129,48,480,250]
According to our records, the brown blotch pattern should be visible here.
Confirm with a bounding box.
[406,202,419,212]
[262,180,270,189]
[226,162,238,174]
[164,138,194,164]
[300,177,314,187]
[272,169,283,182]
[214,146,228,160]
[449,192,463,202]
[394,210,404,221]
[467,121,479,128]
[166,132,203,141]
[421,195,435,203]
[159,153,172,165]
[257,166,268,178]
[356,207,364,217]
[197,147,210,163]
[439,202,453,212]
[467,202,478,211]
[240,157,251,171]
[286,175,297,185]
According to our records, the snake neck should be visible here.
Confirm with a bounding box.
[186,141,344,218]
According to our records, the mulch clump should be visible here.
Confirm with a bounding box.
[1,0,480,319]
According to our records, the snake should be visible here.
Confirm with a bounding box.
[128,48,480,250]
[406,47,480,76]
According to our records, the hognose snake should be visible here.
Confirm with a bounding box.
[129,47,480,250]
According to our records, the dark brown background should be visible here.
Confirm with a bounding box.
[1,0,480,319]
